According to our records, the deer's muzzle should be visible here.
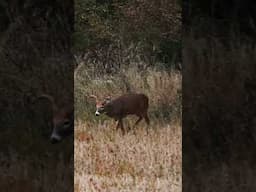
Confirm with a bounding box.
[95,110,100,116]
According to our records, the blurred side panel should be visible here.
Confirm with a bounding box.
[0,0,74,191]
[183,0,256,191]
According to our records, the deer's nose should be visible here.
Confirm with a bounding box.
[95,111,100,116]
[50,131,61,143]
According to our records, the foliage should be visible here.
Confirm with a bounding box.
[73,0,181,69]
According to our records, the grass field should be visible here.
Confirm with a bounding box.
[75,120,181,192]
[74,66,182,192]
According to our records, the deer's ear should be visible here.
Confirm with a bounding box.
[63,120,71,128]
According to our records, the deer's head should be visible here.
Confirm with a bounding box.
[35,94,74,144]
[89,95,111,116]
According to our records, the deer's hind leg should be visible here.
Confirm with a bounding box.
[144,113,150,125]
[143,113,150,134]
[134,116,143,127]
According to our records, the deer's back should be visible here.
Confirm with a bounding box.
[105,93,148,118]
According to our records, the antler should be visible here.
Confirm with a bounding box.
[37,94,58,113]
[89,94,98,102]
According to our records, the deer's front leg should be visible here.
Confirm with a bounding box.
[116,120,120,130]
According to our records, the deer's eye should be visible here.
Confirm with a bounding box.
[63,120,71,127]
[102,101,108,106]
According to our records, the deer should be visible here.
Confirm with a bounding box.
[90,93,150,134]
[32,94,74,144]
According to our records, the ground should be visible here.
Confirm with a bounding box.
[75,118,181,192]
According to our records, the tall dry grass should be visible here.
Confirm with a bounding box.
[75,64,182,191]
[75,66,181,122]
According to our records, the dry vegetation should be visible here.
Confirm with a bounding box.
[0,150,73,192]
[75,66,182,191]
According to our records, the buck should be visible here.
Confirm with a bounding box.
[34,94,74,144]
[90,93,150,133]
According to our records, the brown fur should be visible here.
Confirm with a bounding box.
[91,93,150,134]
